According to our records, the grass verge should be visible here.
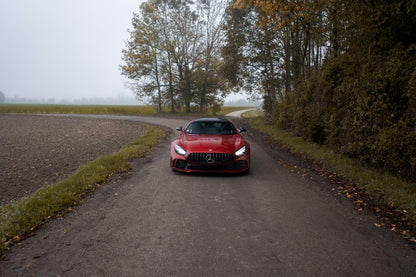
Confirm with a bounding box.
[246,116,416,231]
[0,124,167,253]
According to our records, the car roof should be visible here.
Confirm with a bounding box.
[191,118,231,123]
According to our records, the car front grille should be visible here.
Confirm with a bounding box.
[187,152,233,165]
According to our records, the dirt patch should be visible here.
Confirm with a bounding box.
[0,115,147,205]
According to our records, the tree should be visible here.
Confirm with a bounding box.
[168,0,201,112]
[196,0,228,112]
[231,0,416,181]
[235,0,331,82]
[222,2,284,115]
[121,0,229,113]
[121,1,164,112]
[0,91,5,103]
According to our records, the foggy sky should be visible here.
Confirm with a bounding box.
[0,0,142,101]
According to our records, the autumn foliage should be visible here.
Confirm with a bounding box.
[121,0,229,113]
[226,0,416,181]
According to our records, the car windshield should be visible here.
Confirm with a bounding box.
[185,121,237,135]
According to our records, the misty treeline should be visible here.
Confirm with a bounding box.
[122,0,416,180]
[121,0,230,113]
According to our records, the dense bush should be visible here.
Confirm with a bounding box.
[271,0,416,181]
[227,0,416,181]
[275,44,416,181]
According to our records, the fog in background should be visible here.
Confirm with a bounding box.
[0,0,252,106]
[1,0,142,104]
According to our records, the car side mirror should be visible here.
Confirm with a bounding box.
[176,126,183,131]
[239,127,246,133]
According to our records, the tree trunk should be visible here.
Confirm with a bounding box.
[167,52,175,113]
[184,65,192,113]
[200,78,207,113]
[154,52,162,113]
[284,31,292,92]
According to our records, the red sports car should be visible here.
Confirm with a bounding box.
[170,118,250,174]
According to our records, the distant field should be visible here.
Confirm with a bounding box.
[0,104,157,115]
[0,104,250,116]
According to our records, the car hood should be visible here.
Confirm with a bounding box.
[180,134,243,153]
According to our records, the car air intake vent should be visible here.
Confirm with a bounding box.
[187,153,233,165]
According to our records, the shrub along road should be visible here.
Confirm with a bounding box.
[1,114,416,276]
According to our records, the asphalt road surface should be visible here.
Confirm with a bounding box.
[1,115,415,276]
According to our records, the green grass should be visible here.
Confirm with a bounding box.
[0,124,167,252]
[247,116,416,225]
[0,104,250,116]
[0,104,157,115]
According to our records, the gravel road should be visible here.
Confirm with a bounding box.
[225,108,256,117]
[1,114,416,276]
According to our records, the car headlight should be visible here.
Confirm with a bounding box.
[235,145,246,157]
[174,143,186,156]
